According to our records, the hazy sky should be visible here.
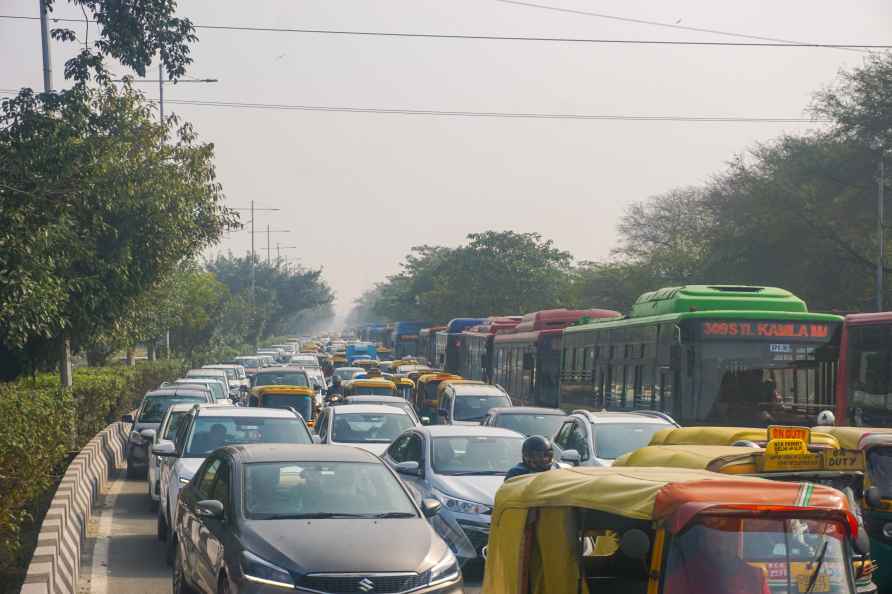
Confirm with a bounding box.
[3,1,891,318]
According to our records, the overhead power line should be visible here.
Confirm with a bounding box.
[0,14,888,49]
[0,89,831,123]
[493,0,877,53]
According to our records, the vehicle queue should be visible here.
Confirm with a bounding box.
[113,283,892,593]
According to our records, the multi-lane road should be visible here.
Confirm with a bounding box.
[77,470,483,594]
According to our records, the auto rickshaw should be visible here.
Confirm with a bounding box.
[413,373,462,420]
[376,346,394,361]
[615,432,878,593]
[332,353,348,369]
[391,377,415,401]
[483,466,867,594]
[814,427,892,590]
[352,358,379,372]
[649,425,842,450]
[248,385,318,427]
[341,378,397,397]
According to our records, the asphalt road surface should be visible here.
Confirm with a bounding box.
[78,470,483,594]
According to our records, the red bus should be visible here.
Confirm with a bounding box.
[457,317,522,382]
[492,308,620,407]
[835,312,892,426]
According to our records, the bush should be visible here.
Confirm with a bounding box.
[0,360,184,591]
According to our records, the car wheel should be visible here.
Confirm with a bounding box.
[172,540,196,594]
[157,511,167,542]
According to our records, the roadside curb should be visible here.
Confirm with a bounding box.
[19,421,127,594]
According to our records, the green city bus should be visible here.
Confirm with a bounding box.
[559,285,844,426]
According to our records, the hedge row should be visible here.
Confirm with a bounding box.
[0,360,184,591]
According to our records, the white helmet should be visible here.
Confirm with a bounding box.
[816,410,836,427]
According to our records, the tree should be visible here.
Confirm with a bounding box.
[0,85,236,378]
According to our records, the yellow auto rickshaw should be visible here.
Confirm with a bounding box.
[615,433,877,593]
[394,377,415,401]
[342,378,397,397]
[249,385,318,427]
[413,373,462,420]
[484,466,865,594]
[649,425,842,450]
[814,427,892,590]
[352,358,379,372]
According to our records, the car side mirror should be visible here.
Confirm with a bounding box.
[140,428,157,441]
[560,449,581,465]
[619,529,651,560]
[421,498,442,518]
[152,441,177,457]
[420,417,431,426]
[312,434,322,444]
[866,486,883,509]
[121,414,134,424]
[196,499,225,519]
[395,461,421,476]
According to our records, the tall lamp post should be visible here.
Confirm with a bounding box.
[873,139,889,312]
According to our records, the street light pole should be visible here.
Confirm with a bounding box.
[39,0,52,92]
[159,62,164,122]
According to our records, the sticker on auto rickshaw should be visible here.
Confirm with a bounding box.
[768,425,812,443]
[820,448,864,471]
[761,438,822,472]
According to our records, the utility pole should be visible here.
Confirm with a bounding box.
[230,205,281,348]
[274,244,298,267]
[111,74,217,123]
[39,0,52,92]
[880,151,887,312]
[159,62,164,122]
[267,224,271,266]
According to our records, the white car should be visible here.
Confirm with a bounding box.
[288,353,320,367]
[552,410,679,467]
[315,404,418,456]
[154,405,316,564]
[184,368,231,397]
[165,377,228,402]
[202,363,249,394]
[146,402,210,507]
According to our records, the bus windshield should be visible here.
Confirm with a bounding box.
[696,338,838,426]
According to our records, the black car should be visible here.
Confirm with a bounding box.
[173,443,463,594]
[480,406,568,438]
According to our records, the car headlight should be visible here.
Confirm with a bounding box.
[178,476,191,485]
[434,490,491,515]
[429,549,460,585]
[241,551,294,589]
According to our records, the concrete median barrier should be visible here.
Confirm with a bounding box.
[19,420,128,594]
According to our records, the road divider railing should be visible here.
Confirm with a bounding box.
[20,420,128,594]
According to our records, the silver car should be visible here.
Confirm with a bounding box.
[315,404,418,456]
[382,425,524,562]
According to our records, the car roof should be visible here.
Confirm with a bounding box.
[145,388,210,398]
[225,443,380,463]
[574,410,675,424]
[421,425,523,438]
[489,406,565,416]
[331,404,410,415]
[175,378,223,384]
[255,366,306,373]
[450,383,508,396]
[187,368,226,375]
[204,364,242,369]
[344,395,406,403]
[195,406,296,418]
[336,367,364,372]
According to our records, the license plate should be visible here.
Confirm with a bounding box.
[797,573,830,592]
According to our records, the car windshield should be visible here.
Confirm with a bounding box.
[213,368,236,379]
[593,423,670,460]
[259,394,313,420]
[162,411,190,440]
[244,461,417,519]
[178,381,221,399]
[664,516,852,594]
[138,396,207,423]
[432,435,523,475]
[453,394,511,422]
[183,416,310,457]
[496,413,566,438]
[868,446,892,499]
[253,371,309,387]
[332,413,414,443]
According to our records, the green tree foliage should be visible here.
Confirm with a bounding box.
[207,253,334,346]
[0,86,236,377]
[352,231,573,322]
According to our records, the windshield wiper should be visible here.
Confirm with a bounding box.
[442,470,506,476]
[805,539,829,593]
[369,512,417,518]
[458,415,487,422]
[261,512,367,519]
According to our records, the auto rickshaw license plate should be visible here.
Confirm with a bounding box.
[797,573,830,592]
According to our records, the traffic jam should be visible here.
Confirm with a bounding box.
[122,285,892,594]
